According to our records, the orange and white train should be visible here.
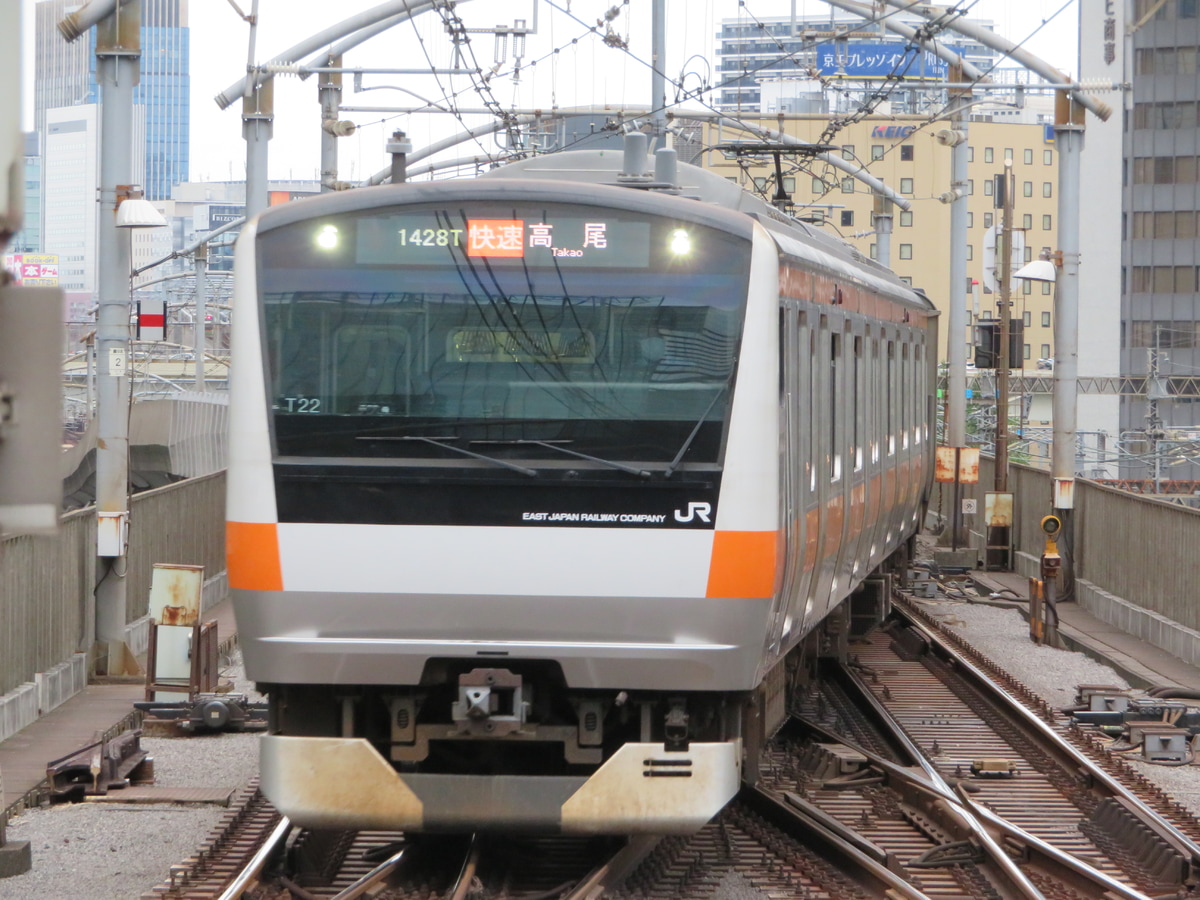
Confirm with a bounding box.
[226,140,937,835]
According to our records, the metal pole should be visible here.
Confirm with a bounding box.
[995,160,1013,495]
[93,0,140,674]
[1053,92,1084,516]
[651,0,666,146]
[387,130,412,184]
[319,53,342,192]
[946,68,971,548]
[873,192,892,269]
[243,77,273,221]
[193,242,207,392]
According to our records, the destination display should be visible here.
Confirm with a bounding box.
[355,210,653,268]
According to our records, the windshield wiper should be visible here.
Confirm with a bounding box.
[664,385,728,479]
[474,439,651,479]
[356,435,538,477]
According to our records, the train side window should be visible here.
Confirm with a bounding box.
[912,345,922,445]
[852,335,863,471]
[871,338,881,464]
[830,331,842,482]
[901,344,910,450]
[810,326,819,492]
[886,341,895,456]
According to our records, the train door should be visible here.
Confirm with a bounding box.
[882,333,901,551]
[843,323,868,590]
[792,310,815,640]
[864,330,885,573]
[770,301,800,659]
[813,312,843,619]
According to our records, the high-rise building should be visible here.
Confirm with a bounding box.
[1079,0,1200,483]
[34,0,189,202]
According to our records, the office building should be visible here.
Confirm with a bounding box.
[34,0,190,202]
[1077,0,1200,483]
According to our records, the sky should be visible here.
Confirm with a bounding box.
[22,0,1080,187]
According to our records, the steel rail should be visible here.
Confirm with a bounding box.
[895,600,1200,872]
[215,816,292,900]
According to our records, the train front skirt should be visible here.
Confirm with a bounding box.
[259,734,742,834]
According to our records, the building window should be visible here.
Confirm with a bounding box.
[968,147,975,162]
[812,177,825,193]
[842,145,855,160]
[900,145,914,161]
[1023,213,1032,230]
[899,244,913,260]
[900,177,914,194]
[841,210,854,227]
[966,244,973,260]
[1004,148,1014,161]
[1024,149,1033,165]
[900,276,912,286]
[984,212,993,228]
[967,212,973,228]
[1042,282,1052,295]
[1023,344,1031,360]
[900,210,913,227]
[984,179,994,196]
[871,144,884,160]
[1023,311,1032,326]
[1022,280,1032,294]
[984,147,994,163]
[1042,214,1052,230]
[841,177,854,193]
[1023,181,1033,197]
[1043,182,1053,198]
[967,179,974,195]
[1041,344,1050,358]
[869,243,877,259]
[1043,149,1053,165]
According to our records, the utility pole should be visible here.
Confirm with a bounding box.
[944,64,971,548]
[872,192,893,269]
[650,0,666,146]
[93,0,140,675]
[1052,91,1084,519]
[1147,340,1164,494]
[193,242,207,392]
[995,159,1014,495]
[319,53,343,192]
[242,0,271,221]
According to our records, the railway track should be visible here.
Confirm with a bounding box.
[145,593,1200,899]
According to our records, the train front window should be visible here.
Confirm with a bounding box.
[257,203,751,467]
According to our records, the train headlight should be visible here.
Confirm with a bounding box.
[315,224,340,250]
[669,228,692,256]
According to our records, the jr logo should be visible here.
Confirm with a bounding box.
[674,502,712,524]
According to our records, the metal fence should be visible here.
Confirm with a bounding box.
[0,510,93,698]
[0,471,226,698]
[966,457,1200,664]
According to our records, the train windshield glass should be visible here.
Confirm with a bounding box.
[257,201,751,465]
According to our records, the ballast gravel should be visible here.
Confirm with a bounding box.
[3,607,1200,899]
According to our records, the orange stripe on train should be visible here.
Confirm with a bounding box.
[706,530,778,599]
[227,521,284,591]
